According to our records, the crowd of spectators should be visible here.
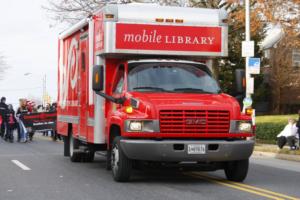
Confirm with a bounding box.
[0,96,57,143]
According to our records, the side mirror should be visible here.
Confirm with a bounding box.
[235,69,245,94]
[92,65,104,91]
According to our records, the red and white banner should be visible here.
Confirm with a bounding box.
[116,23,222,52]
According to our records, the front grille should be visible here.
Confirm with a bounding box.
[159,110,230,134]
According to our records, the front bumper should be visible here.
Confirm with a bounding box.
[120,139,254,162]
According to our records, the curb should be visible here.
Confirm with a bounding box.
[253,151,300,162]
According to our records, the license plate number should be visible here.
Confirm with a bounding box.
[187,144,206,154]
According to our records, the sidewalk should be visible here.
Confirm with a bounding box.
[253,143,300,162]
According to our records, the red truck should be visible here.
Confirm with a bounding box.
[57,3,255,182]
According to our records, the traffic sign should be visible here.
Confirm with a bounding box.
[248,57,260,74]
[242,41,254,57]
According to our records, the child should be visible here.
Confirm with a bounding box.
[277,118,298,150]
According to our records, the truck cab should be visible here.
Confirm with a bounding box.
[93,59,254,182]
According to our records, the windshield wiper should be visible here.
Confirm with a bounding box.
[133,86,168,92]
[173,88,215,94]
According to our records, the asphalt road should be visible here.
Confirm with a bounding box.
[0,135,299,200]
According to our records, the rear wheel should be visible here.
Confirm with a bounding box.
[111,137,132,182]
[83,150,95,162]
[69,134,82,162]
[63,136,70,157]
[224,159,249,182]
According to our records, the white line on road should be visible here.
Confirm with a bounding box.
[11,160,31,171]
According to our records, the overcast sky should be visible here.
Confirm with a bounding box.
[0,0,61,108]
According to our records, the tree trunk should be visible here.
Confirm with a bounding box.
[272,86,281,114]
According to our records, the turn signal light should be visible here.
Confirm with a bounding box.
[245,107,253,116]
[125,106,133,114]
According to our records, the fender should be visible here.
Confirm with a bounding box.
[107,115,124,148]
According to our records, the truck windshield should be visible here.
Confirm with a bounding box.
[128,62,221,94]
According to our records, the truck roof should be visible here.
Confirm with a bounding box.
[103,3,227,26]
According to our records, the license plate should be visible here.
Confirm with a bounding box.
[187,144,206,154]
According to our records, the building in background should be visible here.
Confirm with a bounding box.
[261,26,300,113]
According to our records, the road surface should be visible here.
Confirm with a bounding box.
[0,135,299,200]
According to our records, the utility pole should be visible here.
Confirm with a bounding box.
[245,0,250,98]
[242,0,254,113]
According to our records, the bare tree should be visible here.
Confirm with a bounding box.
[43,0,132,26]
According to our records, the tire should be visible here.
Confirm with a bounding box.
[111,136,132,182]
[63,136,70,157]
[224,159,249,182]
[106,150,112,170]
[83,150,95,162]
[69,134,82,162]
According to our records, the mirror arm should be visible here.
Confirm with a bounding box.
[95,91,126,104]
[115,96,126,104]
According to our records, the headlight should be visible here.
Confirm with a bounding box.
[238,122,252,132]
[125,120,160,132]
[230,120,253,133]
[129,121,142,131]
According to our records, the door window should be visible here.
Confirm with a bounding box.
[113,65,125,94]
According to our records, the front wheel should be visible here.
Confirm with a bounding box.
[111,137,132,182]
[106,150,112,170]
[224,159,249,182]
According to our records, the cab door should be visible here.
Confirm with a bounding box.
[78,33,88,140]
[107,64,125,119]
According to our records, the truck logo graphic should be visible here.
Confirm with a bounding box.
[59,37,79,109]
[186,118,207,125]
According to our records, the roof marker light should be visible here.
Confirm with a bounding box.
[155,18,164,23]
[165,19,174,23]
[105,14,114,19]
[175,19,184,23]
